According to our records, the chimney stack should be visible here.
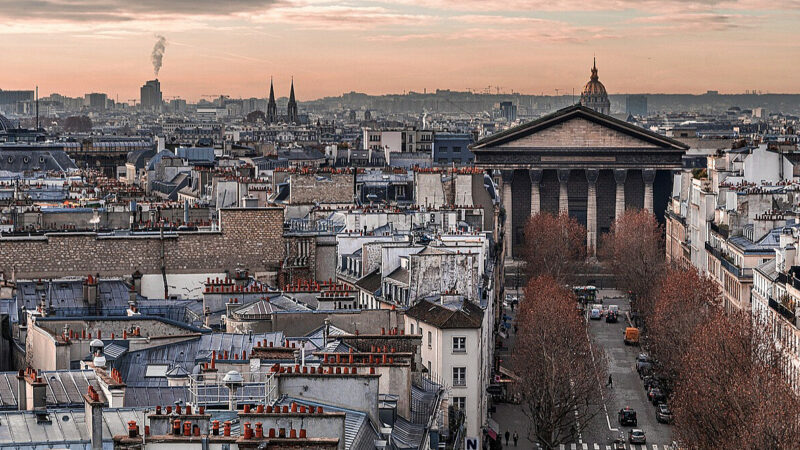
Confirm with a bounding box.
[84,386,104,450]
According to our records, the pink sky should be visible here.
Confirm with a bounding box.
[1,0,798,101]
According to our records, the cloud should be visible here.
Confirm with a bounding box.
[247,3,432,30]
[0,0,282,22]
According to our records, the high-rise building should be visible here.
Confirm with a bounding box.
[85,93,108,110]
[499,101,517,122]
[626,95,648,116]
[0,89,34,106]
[580,58,611,115]
[140,79,162,111]
[287,79,298,124]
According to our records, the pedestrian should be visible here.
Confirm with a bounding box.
[513,431,518,447]
[510,301,515,312]
[607,374,613,388]
[504,430,510,446]
[514,325,518,334]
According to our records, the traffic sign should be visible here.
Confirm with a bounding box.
[465,437,479,450]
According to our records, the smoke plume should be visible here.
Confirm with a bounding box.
[151,35,167,77]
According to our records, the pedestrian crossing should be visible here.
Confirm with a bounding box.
[557,444,670,450]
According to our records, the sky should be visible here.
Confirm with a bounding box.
[1,0,798,102]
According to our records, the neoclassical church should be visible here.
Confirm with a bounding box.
[472,61,688,259]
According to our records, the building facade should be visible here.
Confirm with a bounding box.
[472,104,688,259]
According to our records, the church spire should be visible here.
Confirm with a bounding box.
[267,76,277,123]
[287,77,298,124]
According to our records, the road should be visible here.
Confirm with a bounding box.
[581,289,673,448]
[491,287,673,450]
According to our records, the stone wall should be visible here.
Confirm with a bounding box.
[289,173,354,205]
[0,208,285,279]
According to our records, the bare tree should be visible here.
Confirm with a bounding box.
[671,311,800,448]
[512,275,608,449]
[522,212,586,284]
[647,267,721,390]
[603,209,664,318]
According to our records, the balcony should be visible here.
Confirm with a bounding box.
[769,296,797,323]
[709,222,730,239]
[705,242,752,279]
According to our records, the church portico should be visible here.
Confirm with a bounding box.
[473,104,687,260]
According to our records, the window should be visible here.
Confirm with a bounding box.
[428,331,432,348]
[453,367,466,386]
[410,323,415,335]
[452,336,466,353]
[453,146,462,153]
[452,396,466,410]
[145,364,169,377]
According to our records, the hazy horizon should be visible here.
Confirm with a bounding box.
[2,0,799,102]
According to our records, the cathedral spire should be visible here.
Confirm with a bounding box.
[287,77,298,124]
[267,76,277,123]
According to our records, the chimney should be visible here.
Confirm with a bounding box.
[132,270,143,295]
[20,369,47,411]
[85,275,99,307]
[84,386,104,450]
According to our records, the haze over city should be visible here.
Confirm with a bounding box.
[2,0,799,100]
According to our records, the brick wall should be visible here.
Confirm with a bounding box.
[0,208,285,278]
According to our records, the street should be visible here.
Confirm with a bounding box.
[491,287,673,450]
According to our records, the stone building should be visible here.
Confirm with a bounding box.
[472,104,688,258]
[580,58,611,115]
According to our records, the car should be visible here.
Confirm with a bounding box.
[606,311,618,323]
[590,308,602,320]
[628,429,646,445]
[643,376,662,391]
[591,304,604,314]
[656,403,673,424]
[618,407,637,426]
[637,361,653,377]
[648,387,667,405]
[636,353,651,363]
[608,304,620,314]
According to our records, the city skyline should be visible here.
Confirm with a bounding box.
[1,0,798,101]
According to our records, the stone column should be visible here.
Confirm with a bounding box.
[529,169,543,216]
[643,169,656,213]
[557,169,570,215]
[586,169,599,257]
[614,169,627,221]
[501,170,514,258]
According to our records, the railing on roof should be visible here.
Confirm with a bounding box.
[187,370,277,409]
[705,242,752,278]
[285,218,338,233]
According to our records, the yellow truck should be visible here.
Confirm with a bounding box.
[624,327,640,346]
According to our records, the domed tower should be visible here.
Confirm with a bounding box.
[580,58,611,115]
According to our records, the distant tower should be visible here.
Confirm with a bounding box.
[287,78,298,124]
[267,77,277,124]
[580,58,611,115]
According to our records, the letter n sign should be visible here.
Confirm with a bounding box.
[465,437,479,450]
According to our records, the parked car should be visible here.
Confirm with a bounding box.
[606,311,618,323]
[636,353,650,363]
[637,361,653,377]
[648,387,667,405]
[656,404,673,424]
[643,376,662,391]
[628,429,647,444]
[618,407,637,426]
[590,308,602,320]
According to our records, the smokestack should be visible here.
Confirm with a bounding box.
[151,35,167,77]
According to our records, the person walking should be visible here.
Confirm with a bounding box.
[504,430,510,446]
[607,374,613,388]
[512,431,518,447]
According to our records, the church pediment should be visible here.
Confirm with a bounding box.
[472,105,689,152]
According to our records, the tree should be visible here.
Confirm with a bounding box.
[671,311,800,448]
[647,268,721,390]
[522,212,586,284]
[603,209,664,319]
[62,116,92,132]
[246,110,266,124]
[512,275,608,449]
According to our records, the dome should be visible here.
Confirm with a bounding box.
[0,114,13,132]
[580,58,611,115]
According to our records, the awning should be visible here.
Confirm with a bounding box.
[487,418,500,440]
